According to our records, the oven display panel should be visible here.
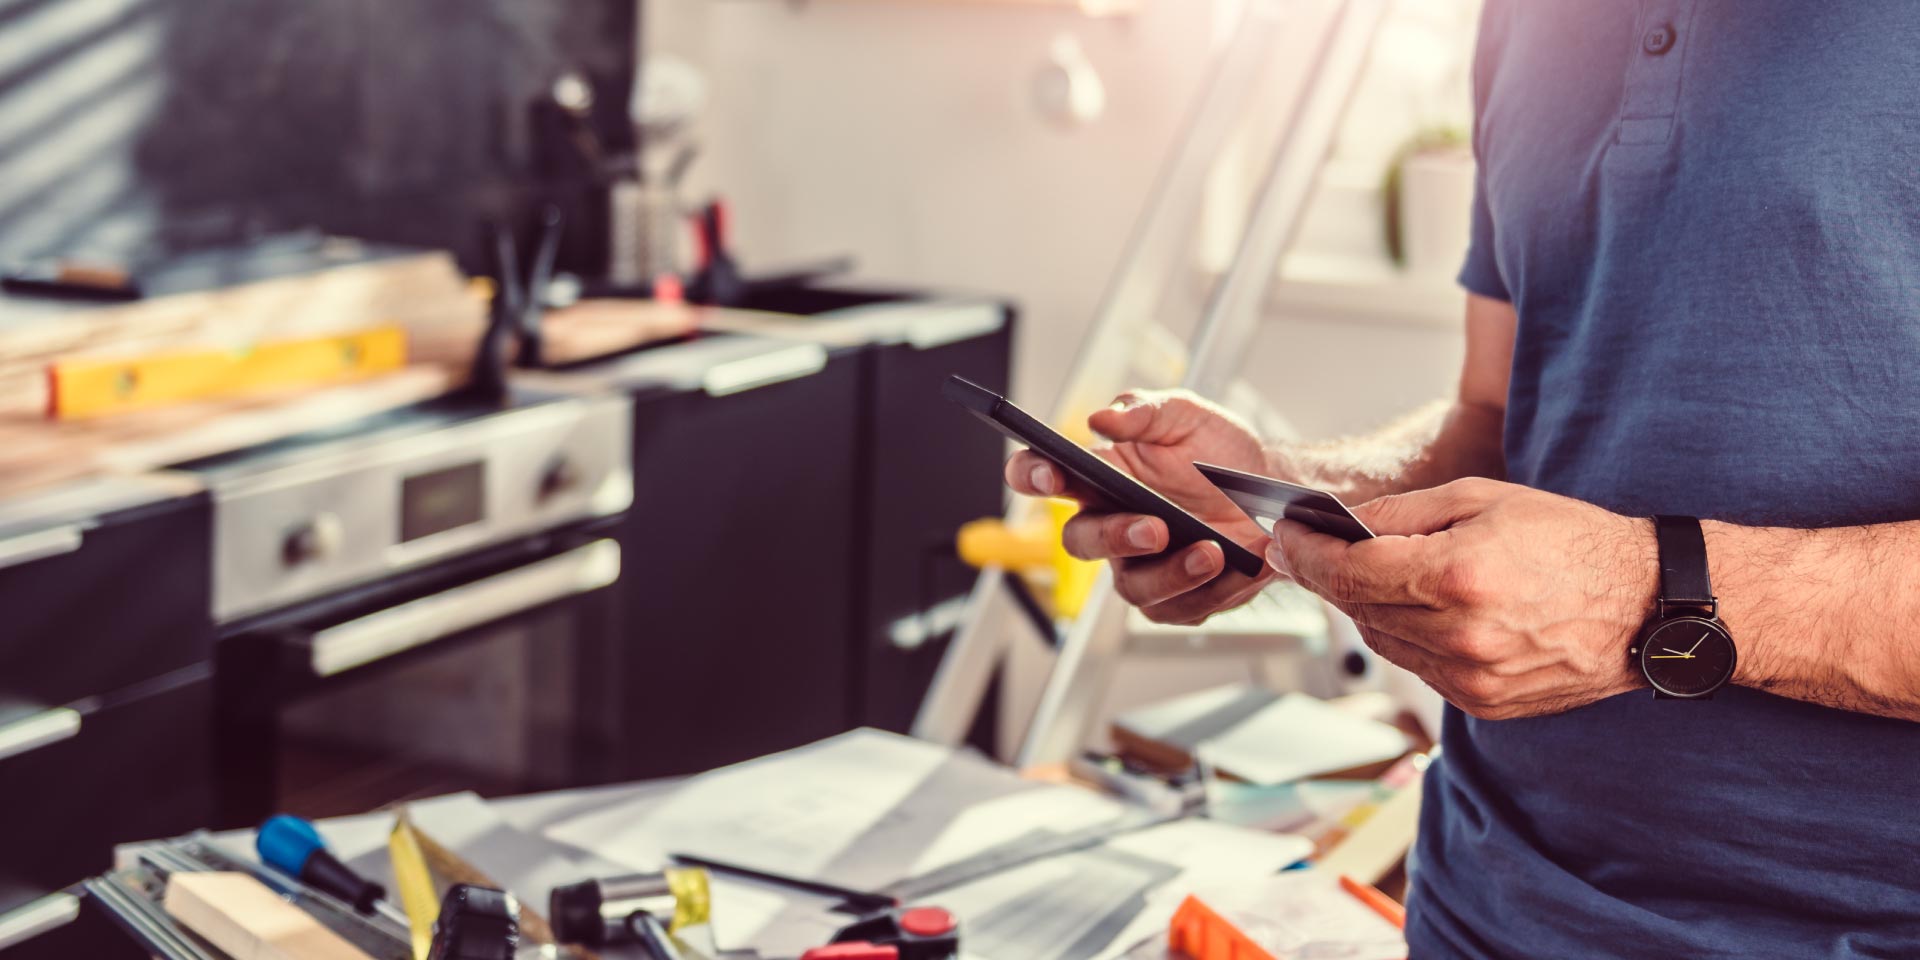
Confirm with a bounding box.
[401,461,485,542]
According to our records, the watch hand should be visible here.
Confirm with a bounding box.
[1648,654,1695,659]
[1660,647,1693,658]
[1685,631,1709,656]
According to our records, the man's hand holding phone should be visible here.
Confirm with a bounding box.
[1003,390,1277,626]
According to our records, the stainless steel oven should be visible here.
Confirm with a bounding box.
[171,389,634,824]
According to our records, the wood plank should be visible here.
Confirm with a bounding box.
[163,872,375,960]
[0,250,487,499]
[0,366,459,499]
[536,299,702,366]
[0,252,484,416]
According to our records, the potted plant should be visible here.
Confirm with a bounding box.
[1383,125,1474,277]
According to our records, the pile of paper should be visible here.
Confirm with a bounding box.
[1113,686,1411,785]
[537,729,1315,960]
[540,729,1140,954]
[223,729,1332,960]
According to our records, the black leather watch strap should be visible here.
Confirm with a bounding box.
[1654,515,1714,608]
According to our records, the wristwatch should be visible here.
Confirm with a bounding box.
[1631,515,1737,699]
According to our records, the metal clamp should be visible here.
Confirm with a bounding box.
[297,539,621,677]
[84,874,220,960]
[886,595,973,651]
[0,524,83,573]
[0,892,80,951]
[0,706,82,764]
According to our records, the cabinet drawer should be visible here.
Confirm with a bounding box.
[0,497,211,709]
[0,674,213,891]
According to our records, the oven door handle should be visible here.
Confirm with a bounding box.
[0,892,81,951]
[294,539,621,677]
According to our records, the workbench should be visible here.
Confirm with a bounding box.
[76,763,1194,960]
[51,713,1418,960]
[0,280,1017,960]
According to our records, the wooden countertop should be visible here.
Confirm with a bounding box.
[0,252,486,501]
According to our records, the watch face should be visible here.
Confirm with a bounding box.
[1637,617,1737,698]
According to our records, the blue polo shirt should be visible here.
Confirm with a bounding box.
[1412,2,1920,957]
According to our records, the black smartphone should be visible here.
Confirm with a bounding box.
[943,375,1267,577]
[1193,462,1375,542]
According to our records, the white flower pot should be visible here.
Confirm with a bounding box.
[1397,145,1476,278]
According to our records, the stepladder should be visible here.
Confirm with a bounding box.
[913,0,1394,767]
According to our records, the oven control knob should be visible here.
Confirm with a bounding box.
[538,457,581,503]
[283,513,344,568]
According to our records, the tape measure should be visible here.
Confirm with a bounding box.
[388,813,438,960]
[389,807,594,957]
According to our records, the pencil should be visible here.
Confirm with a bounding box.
[668,853,898,912]
[1339,874,1406,930]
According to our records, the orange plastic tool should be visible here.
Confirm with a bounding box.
[1169,894,1276,960]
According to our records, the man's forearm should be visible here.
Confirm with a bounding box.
[1266,398,1507,504]
[1708,520,1920,722]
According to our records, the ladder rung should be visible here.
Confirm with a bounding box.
[1124,584,1328,654]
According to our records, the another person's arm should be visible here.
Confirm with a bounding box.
[1270,291,1515,503]
[1005,293,1517,624]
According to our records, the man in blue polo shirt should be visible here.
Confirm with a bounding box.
[1006,2,1920,955]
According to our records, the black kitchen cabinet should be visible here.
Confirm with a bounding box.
[0,676,216,960]
[0,674,214,892]
[0,482,212,709]
[0,888,147,960]
[0,479,215,959]
[851,318,1014,734]
[728,286,1015,738]
[552,335,864,778]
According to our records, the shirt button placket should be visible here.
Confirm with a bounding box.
[1617,0,1695,146]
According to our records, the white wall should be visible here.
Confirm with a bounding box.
[656,0,1259,408]
[652,0,1221,407]
[652,0,1473,419]
[652,0,1475,757]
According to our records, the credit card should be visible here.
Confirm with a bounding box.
[1194,462,1375,542]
